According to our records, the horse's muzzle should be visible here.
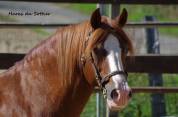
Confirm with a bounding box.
[107,88,132,111]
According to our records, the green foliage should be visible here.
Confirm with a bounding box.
[70,4,96,14]
[121,5,178,36]
[0,13,16,22]
[80,73,178,117]
[120,93,152,117]
[32,28,50,36]
[63,4,178,37]
[119,73,152,117]
[121,5,178,22]
[59,4,97,14]
[163,74,178,116]
[81,94,96,117]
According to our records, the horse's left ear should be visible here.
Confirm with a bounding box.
[116,8,128,27]
[90,8,101,29]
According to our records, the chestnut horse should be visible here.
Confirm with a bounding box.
[0,8,133,117]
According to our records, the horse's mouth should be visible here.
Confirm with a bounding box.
[107,99,128,111]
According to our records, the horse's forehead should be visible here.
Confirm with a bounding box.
[101,16,117,28]
[104,34,120,51]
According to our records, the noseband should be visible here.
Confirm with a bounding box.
[82,29,128,98]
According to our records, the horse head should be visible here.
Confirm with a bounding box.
[81,8,134,111]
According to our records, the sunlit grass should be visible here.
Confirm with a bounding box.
[31,28,50,37]
[59,4,178,37]
[0,13,16,22]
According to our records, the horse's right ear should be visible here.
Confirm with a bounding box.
[90,8,101,29]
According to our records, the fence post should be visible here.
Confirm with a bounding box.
[97,3,109,117]
[145,16,166,117]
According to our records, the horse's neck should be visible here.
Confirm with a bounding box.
[31,39,93,116]
[55,75,93,117]
[0,41,62,115]
[0,36,93,116]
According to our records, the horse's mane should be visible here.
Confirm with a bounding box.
[55,21,93,85]
[54,18,133,85]
[5,17,133,87]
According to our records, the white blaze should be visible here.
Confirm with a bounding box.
[104,34,125,88]
[104,34,131,110]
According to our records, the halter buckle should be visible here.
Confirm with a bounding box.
[102,88,107,99]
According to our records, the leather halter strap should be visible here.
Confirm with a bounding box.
[91,53,127,87]
[101,71,128,87]
[82,28,128,98]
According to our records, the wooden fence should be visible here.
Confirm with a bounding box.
[1,53,178,73]
[0,0,178,94]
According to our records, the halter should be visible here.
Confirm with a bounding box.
[82,28,128,98]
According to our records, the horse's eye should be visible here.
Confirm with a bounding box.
[94,47,108,58]
[93,47,99,54]
[100,48,108,57]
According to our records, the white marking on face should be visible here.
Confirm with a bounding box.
[103,34,131,110]
[104,34,125,87]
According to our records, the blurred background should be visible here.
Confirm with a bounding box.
[0,1,178,117]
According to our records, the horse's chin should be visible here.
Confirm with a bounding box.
[106,99,128,111]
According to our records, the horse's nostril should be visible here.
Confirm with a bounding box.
[128,91,132,98]
[111,89,118,99]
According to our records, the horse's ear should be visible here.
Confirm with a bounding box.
[90,8,101,29]
[116,8,128,27]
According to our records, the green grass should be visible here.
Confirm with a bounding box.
[60,4,178,37]
[58,4,97,15]
[81,94,97,117]
[121,5,178,37]
[121,74,178,117]
[0,13,16,22]
[31,28,50,37]
[68,4,96,14]
[119,73,151,117]
[163,74,178,116]
[159,28,178,37]
[80,73,178,117]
